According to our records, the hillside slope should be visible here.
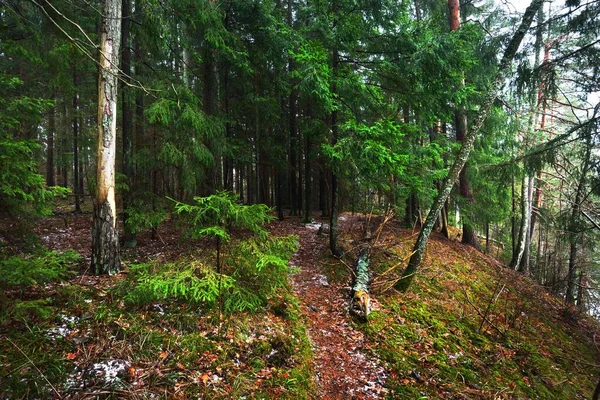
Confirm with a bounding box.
[336,216,600,399]
[1,212,599,399]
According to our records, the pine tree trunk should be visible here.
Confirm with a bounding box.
[46,99,55,187]
[72,66,81,213]
[576,268,586,311]
[441,200,450,239]
[276,168,284,221]
[121,0,135,247]
[303,133,312,223]
[134,2,145,196]
[395,0,544,291]
[329,46,342,256]
[92,0,122,275]
[319,167,328,217]
[448,0,477,247]
[287,0,298,216]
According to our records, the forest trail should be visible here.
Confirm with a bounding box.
[276,217,388,399]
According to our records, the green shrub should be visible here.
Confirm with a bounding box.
[125,197,168,234]
[0,250,81,322]
[123,260,236,306]
[123,235,297,313]
[0,250,80,290]
[122,191,297,313]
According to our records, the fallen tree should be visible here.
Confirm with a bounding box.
[350,247,371,321]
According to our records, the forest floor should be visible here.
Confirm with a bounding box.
[274,216,388,398]
[2,206,600,399]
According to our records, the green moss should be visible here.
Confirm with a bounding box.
[354,236,600,399]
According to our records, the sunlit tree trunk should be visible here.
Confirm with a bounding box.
[91,0,122,275]
[395,0,544,291]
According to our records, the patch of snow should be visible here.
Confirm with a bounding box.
[153,303,165,315]
[91,359,129,383]
[305,222,327,231]
[65,359,130,390]
[313,274,329,286]
[47,315,79,339]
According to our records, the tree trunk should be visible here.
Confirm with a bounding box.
[329,45,342,257]
[287,0,298,216]
[395,0,544,291]
[46,98,55,187]
[92,0,122,275]
[576,268,586,311]
[592,376,600,400]
[319,167,328,217]
[121,0,135,247]
[72,66,81,213]
[448,0,477,247]
[276,167,284,220]
[303,133,312,223]
[441,199,450,238]
[511,175,533,272]
[350,247,371,321]
[566,137,592,303]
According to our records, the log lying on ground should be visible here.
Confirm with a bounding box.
[350,247,371,321]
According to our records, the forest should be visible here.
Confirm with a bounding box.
[1,0,600,398]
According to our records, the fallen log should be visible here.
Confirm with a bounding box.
[350,247,371,321]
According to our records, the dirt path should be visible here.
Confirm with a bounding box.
[280,217,388,399]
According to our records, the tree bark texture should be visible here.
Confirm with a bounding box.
[92,0,122,275]
[395,0,544,291]
[448,0,460,31]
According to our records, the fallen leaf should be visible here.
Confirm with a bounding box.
[200,373,210,384]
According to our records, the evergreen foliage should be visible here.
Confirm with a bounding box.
[125,198,168,235]
[0,250,81,322]
[0,250,80,290]
[123,191,297,313]
[0,75,68,219]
